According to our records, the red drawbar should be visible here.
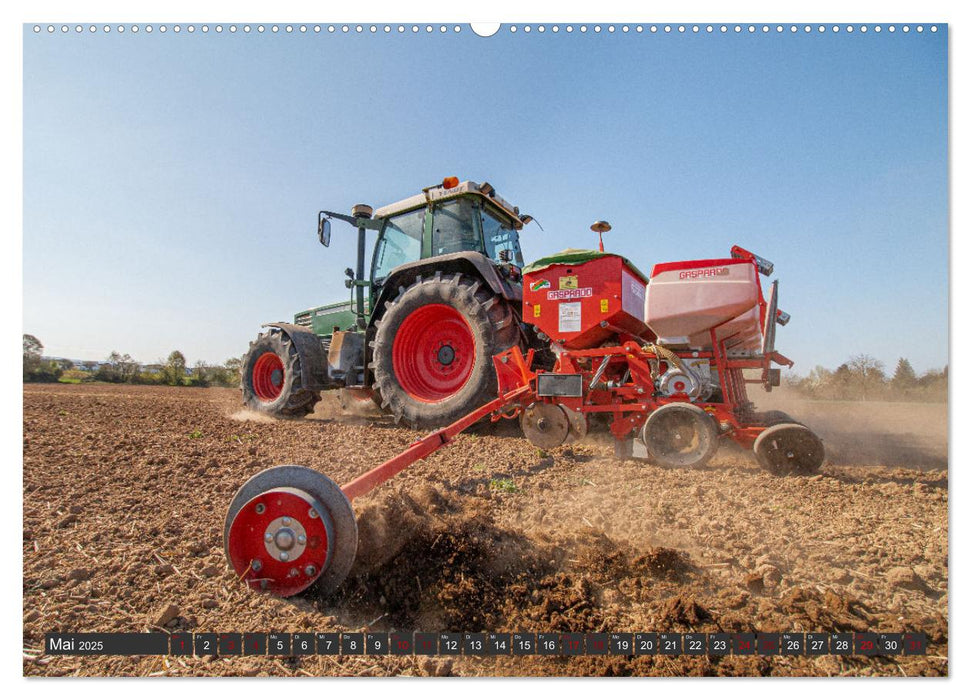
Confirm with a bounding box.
[392,304,475,402]
[252,352,284,401]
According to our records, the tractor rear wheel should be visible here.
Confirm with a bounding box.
[371,272,519,428]
[241,328,321,418]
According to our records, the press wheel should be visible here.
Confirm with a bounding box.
[224,465,357,597]
[641,403,719,468]
[753,423,825,475]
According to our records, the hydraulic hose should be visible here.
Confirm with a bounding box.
[642,343,701,397]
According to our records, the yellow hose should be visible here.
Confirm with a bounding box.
[643,343,687,373]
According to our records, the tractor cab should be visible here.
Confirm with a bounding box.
[370,178,526,287]
[308,177,529,336]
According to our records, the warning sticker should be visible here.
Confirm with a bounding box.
[533,304,541,318]
[558,301,582,333]
[559,275,578,289]
[600,298,609,313]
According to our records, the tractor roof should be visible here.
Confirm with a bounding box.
[373,180,523,229]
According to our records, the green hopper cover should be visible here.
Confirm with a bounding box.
[523,248,649,283]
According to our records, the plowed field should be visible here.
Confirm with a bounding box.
[23,384,948,676]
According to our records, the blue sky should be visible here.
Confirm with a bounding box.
[23,24,947,374]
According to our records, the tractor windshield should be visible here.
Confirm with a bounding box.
[373,209,424,282]
[480,206,524,266]
[432,198,481,256]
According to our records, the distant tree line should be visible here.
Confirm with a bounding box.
[786,354,947,403]
[23,334,242,388]
[26,333,946,402]
[22,334,63,382]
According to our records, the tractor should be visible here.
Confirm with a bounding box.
[240,177,538,427]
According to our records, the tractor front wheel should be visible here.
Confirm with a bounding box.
[241,328,321,418]
[370,272,519,428]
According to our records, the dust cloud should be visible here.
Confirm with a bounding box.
[757,387,948,470]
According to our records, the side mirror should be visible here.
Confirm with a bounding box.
[318,214,332,247]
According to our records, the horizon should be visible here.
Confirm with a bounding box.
[23,24,948,374]
[29,344,950,379]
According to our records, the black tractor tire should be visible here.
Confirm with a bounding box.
[241,328,321,418]
[370,271,520,428]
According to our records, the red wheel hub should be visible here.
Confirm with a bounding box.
[227,489,330,597]
[392,304,475,402]
[252,352,284,402]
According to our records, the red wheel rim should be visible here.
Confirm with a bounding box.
[252,352,284,401]
[392,304,475,402]
[227,489,330,597]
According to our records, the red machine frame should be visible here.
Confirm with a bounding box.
[342,245,800,510]
[225,245,824,598]
[342,318,792,507]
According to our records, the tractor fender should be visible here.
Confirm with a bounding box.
[261,322,329,390]
[370,252,522,326]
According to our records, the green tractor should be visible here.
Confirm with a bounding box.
[241,177,539,427]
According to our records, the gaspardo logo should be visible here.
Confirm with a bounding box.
[547,287,594,300]
[679,267,731,280]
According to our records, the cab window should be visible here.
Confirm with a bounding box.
[373,209,424,282]
[431,199,482,256]
[480,206,524,265]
